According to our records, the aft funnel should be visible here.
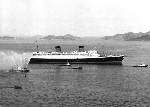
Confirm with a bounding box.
[79,46,84,52]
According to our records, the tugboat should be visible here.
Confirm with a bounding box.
[58,61,71,66]
[132,64,148,67]
[18,66,30,73]
[63,61,71,66]
[9,66,30,73]
[70,66,83,69]
[29,46,124,65]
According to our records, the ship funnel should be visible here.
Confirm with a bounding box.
[55,46,61,52]
[79,46,84,52]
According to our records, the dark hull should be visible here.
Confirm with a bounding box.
[132,65,148,67]
[29,56,124,65]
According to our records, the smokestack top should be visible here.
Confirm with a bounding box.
[55,46,61,52]
[79,45,84,52]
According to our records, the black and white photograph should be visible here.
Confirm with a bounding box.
[0,0,150,106]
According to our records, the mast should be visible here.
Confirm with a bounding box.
[35,40,39,52]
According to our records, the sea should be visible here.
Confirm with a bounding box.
[1,41,150,107]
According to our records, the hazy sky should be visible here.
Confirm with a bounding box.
[0,0,150,37]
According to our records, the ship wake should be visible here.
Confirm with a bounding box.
[0,51,31,70]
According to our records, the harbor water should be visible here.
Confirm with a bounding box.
[1,41,150,106]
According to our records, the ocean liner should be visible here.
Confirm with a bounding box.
[29,46,124,65]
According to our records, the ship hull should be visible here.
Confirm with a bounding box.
[29,56,124,65]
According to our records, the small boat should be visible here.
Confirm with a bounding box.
[9,66,30,73]
[59,62,71,66]
[68,66,82,69]
[132,64,148,67]
[0,85,22,90]
[66,62,71,66]
[19,67,30,73]
[71,66,82,69]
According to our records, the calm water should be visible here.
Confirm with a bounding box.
[1,41,150,106]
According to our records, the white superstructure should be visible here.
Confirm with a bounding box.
[32,50,102,59]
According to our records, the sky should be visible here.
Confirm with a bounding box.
[0,0,150,37]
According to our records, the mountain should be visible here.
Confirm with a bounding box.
[103,31,150,41]
[42,34,80,40]
[42,35,55,40]
[128,34,150,41]
[0,36,15,40]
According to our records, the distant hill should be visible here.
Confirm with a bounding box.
[0,36,15,40]
[42,34,80,40]
[128,34,150,41]
[103,31,150,41]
